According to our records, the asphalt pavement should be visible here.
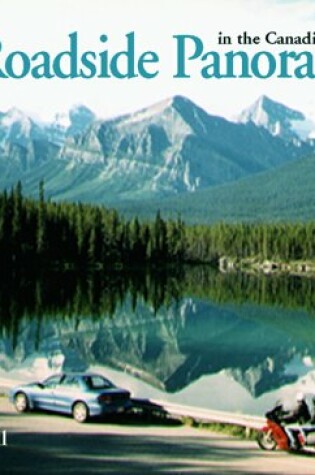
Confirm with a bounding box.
[0,398,314,474]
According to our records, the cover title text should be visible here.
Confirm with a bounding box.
[1,31,315,80]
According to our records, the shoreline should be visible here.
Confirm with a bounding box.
[219,256,315,278]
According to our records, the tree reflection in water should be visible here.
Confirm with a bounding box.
[1,267,315,400]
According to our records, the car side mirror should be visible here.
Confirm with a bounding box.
[38,383,45,389]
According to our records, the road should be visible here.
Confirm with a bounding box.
[0,398,314,475]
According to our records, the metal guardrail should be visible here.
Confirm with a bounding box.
[145,399,264,429]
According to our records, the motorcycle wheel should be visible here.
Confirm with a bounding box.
[257,430,277,451]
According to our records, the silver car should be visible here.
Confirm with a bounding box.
[9,372,132,422]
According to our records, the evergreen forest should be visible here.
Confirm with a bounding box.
[1,182,315,269]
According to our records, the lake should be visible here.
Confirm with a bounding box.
[1,266,315,415]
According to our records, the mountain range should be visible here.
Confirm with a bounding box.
[1,95,315,222]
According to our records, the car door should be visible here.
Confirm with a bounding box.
[33,375,63,411]
[52,375,82,414]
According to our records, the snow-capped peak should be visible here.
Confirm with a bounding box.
[53,112,71,129]
[238,95,315,142]
[121,97,175,126]
[1,107,29,127]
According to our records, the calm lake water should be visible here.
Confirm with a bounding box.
[1,266,315,415]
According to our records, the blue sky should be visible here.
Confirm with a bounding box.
[1,0,315,120]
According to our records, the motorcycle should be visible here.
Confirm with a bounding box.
[257,405,315,452]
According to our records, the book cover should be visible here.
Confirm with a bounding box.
[1,0,315,472]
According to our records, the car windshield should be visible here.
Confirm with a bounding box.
[41,375,63,388]
[83,375,114,390]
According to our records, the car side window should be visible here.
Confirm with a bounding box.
[61,376,80,388]
[43,375,63,389]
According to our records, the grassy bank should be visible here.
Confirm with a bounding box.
[181,416,258,440]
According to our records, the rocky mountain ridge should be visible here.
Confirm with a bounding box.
[0,95,313,203]
[238,95,315,143]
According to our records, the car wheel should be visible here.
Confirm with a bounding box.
[72,402,89,423]
[14,392,29,413]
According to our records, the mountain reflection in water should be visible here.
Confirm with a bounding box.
[1,267,315,414]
